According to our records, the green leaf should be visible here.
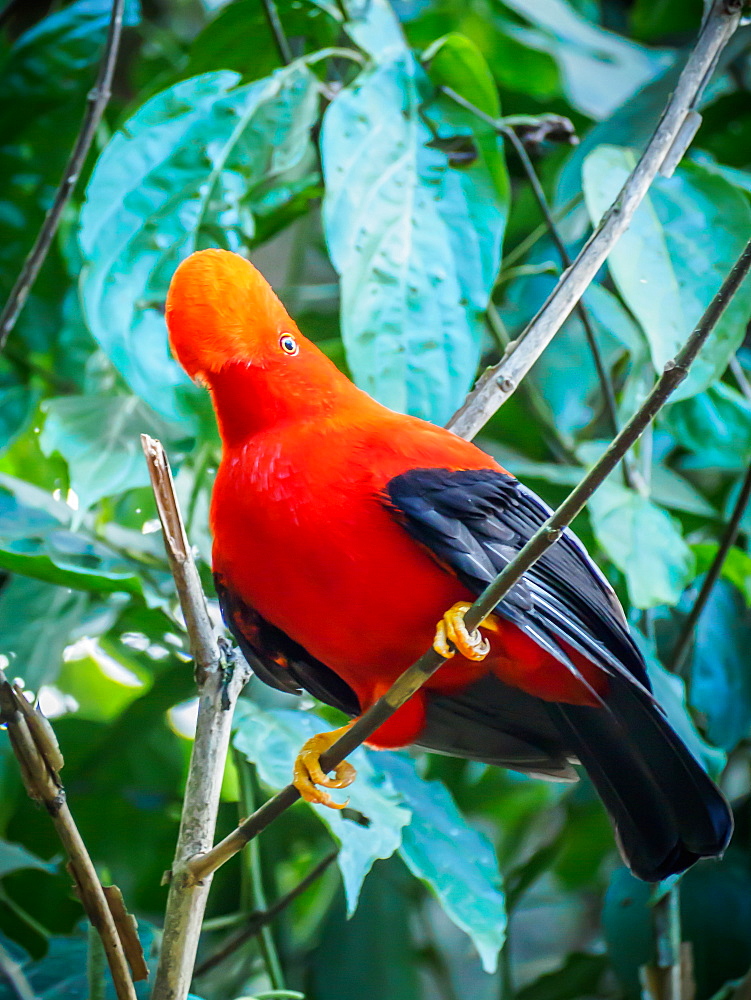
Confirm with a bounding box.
[232,699,410,913]
[321,49,506,423]
[79,63,320,423]
[0,839,55,878]
[500,0,670,120]
[379,753,506,973]
[39,394,180,513]
[587,483,694,608]
[516,952,608,1000]
[582,148,751,398]
[182,0,339,83]
[0,481,147,596]
[307,856,419,1000]
[0,576,88,688]
[0,0,140,142]
[690,579,751,752]
[692,544,751,605]
[421,32,510,202]
[340,0,408,59]
[665,382,751,471]
[0,920,160,1000]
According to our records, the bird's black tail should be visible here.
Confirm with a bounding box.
[548,674,733,881]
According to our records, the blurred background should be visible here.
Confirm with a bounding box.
[2,0,751,997]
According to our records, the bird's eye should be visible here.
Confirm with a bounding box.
[279,334,299,356]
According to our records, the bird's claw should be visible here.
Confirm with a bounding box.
[293,725,357,810]
[433,601,491,661]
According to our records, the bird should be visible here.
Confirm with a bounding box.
[165,247,732,882]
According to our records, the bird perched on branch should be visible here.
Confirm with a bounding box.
[166,248,732,882]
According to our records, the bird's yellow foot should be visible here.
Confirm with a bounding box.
[293,723,357,810]
[433,601,496,660]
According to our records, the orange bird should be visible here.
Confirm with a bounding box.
[166,248,731,881]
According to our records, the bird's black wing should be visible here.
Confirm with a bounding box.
[214,574,361,717]
[383,468,732,880]
[384,467,648,692]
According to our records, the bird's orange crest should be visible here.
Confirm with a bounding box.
[165,248,299,380]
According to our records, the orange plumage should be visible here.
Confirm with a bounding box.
[166,248,731,881]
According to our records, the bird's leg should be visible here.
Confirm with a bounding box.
[433,601,499,660]
[293,723,357,809]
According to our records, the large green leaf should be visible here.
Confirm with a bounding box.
[321,48,506,423]
[691,579,751,752]
[582,148,751,398]
[587,483,694,608]
[78,63,320,424]
[39,393,181,513]
[0,921,160,1000]
[0,481,147,597]
[379,753,506,973]
[232,700,410,913]
[421,32,510,203]
[0,576,88,689]
[500,0,671,120]
[0,839,54,878]
[664,382,751,471]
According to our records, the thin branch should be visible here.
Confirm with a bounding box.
[730,354,751,402]
[0,940,36,1000]
[446,0,744,441]
[0,673,140,1000]
[0,0,125,351]
[647,888,686,1000]
[668,460,751,674]
[142,435,253,1000]
[193,849,338,978]
[184,234,751,886]
[497,117,628,472]
[261,0,294,65]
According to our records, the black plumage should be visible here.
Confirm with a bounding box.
[385,467,733,881]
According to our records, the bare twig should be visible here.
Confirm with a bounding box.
[0,940,36,1000]
[645,889,687,1000]
[0,0,125,350]
[194,849,338,978]
[730,355,751,402]
[497,117,625,455]
[261,0,294,65]
[141,435,252,1000]
[446,0,744,440]
[0,673,139,1000]
[184,235,751,885]
[669,460,751,674]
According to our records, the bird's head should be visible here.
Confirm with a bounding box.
[166,248,307,382]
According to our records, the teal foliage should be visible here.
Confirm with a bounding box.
[1,0,751,997]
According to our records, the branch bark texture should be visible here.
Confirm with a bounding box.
[0,673,140,999]
[447,0,744,440]
[0,0,125,350]
[142,436,252,1000]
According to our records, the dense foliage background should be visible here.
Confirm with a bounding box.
[2,0,751,997]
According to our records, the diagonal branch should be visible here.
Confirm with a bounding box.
[184,234,751,886]
[141,436,253,1000]
[193,848,338,978]
[0,672,141,1000]
[668,459,751,674]
[443,86,626,465]
[0,0,125,351]
[446,0,744,441]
